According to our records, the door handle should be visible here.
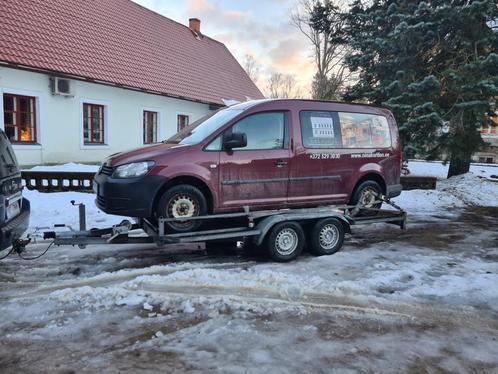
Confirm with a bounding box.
[275,160,287,168]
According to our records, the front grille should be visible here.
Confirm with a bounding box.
[100,165,114,176]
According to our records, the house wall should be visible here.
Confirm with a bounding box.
[0,67,211,166]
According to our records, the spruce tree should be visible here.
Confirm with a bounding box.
[317,0,498,177]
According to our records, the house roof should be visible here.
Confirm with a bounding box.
[0,0,264,105]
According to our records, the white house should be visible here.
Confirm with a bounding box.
[0,0,263,166]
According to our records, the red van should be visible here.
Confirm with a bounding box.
[94,99,402,232]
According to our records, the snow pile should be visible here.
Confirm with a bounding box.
[24,189,125,229]
[394,172,498,212]
[27,162,99,173]
[407,160,497,179]
[437,173,498,207]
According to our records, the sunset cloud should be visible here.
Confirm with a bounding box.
[132,0,315,96]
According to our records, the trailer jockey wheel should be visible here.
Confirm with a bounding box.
[266,221,305,262]
[309,218,345,256]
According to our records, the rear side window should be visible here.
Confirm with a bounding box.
[300,111,342,148]
[339,112,391,148]
[300,111,391,149]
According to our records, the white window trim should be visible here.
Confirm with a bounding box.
[176,111,192,133]
[0,87,44,150]
[141,106,163,144]
[80,98,110,149]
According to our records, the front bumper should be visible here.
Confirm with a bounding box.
[386,184,403,198]
[94,172,167,218]
[0,198,30,251]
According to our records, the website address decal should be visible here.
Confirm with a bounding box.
[351,152,389,158]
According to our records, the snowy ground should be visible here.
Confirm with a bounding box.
[1,168,497,372]
[407,159,498,179]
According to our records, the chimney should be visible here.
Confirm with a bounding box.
[189,18,201,34]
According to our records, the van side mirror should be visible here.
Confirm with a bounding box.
[223,132,247,150]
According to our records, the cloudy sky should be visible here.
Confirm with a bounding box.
[131,0,315,95]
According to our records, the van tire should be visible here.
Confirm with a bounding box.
[156,184,207,233]
[309,218,345,256]
[350,180,383,213]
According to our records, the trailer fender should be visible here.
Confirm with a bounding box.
[254,213,351,247]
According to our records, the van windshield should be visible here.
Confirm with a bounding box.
[165,108,242,145]
[0,131,19,178]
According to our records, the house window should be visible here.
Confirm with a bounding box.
[177,114,190,132]
[83,103,105,144]
[3,94,37,143]
[143,111,158,144]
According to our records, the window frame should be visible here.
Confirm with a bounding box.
[177,114,190,132]
[3,93,38,144]
[79,98,109,148]
[143,110,158,144]
[83,103,105,145]
[221,111,289,152]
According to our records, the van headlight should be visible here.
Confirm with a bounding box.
[112,161,155,178]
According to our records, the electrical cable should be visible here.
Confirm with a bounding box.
[18,241,54,261]
[0,246,14,260]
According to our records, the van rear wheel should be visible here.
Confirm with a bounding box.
[350,180,383,214]
[156,184,207,233]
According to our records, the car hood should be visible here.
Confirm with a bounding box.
[107,143,192,166]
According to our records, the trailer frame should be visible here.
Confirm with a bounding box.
[14,194,407,262]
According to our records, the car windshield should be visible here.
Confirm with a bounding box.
[165,108,242,145]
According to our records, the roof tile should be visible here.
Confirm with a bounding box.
[0,0,263,104]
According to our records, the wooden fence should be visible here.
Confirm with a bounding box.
[21,171,437,193]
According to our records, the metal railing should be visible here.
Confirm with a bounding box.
[21,171,96,192]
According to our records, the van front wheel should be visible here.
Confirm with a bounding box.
[156,184,207,233]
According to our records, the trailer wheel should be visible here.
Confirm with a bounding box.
[265,221,304,262]
[157,184,207,233]
[309,218,345,256]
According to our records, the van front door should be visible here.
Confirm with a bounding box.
[218,112,290,210]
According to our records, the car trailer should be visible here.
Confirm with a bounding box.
[12,194,406,262]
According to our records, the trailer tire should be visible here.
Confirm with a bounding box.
[157,184,207,233]
[309,218,345,256]
[265,221,304,262]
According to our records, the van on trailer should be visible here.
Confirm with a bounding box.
[0,130,30,250]
[94,99,402,233]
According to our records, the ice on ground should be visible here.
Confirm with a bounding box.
[407,159,498,179]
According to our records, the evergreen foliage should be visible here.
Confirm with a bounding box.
[314,0,498,177]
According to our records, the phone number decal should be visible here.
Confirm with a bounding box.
[309,153,341,160]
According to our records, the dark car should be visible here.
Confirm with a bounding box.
[94,99,402,233]
[0,130,30,250]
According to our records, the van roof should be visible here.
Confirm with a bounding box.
[229,99,393,115]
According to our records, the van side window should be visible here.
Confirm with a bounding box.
[205,135,222,151]
[339,112,391,148]
[300,111,342,148]
[229,112,287,150]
